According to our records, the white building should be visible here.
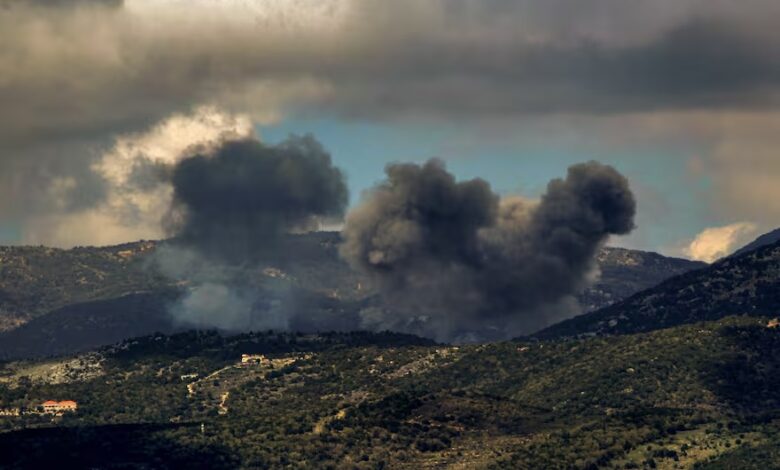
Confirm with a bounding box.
[241,354,266,366]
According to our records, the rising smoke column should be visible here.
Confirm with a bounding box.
[167,134,348,263]
[340,159,636,341]
[157,134,349,330]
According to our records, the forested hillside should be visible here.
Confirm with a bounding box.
[537,240,780,340]
[1,317,779,468]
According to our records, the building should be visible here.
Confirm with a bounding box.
[42,400,78,414]
[0,408,20,417]
[241,354,266,366]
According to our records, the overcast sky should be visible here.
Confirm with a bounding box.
[1,0,779,260]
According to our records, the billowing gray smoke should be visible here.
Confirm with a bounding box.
[167,135,348,263]
[341,159,636,341]
[156,134,349,331]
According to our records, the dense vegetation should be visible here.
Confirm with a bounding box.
[0,241,164,331]
[537,239,780,340]
[2,317,780,468]
[732,227,780,258]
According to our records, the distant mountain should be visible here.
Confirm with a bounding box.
[0,291,179,360]
[0,233,363,330]
[0,241,165,332]
[0,236,704,329]
[579,247,707,312]
[0,233,366,359]
[0,235,707,358]
[731,227,780,258]
[536,239,780,340]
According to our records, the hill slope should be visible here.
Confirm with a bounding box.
[1,317,779,468]
[536,240,780,339]
[581,247,706,312]
[0,235,705,358]
[732,227,780,258]
[0,291,180,360]
[0,236,704,328]
[0,241,164,331]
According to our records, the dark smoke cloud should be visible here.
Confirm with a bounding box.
[341,160,635,341]
[166,135,348,263]
[154,134,349,331]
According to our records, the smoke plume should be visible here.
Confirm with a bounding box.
[166,135,348,263]
[156,134,349,330]
[341,159,636,341]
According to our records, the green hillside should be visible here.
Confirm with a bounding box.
[1,317,779,469]
[537,240,780,340]
[0,241,165,332]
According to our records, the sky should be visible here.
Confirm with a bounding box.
[1,0,780,261]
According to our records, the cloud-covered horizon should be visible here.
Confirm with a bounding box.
[1,0,780,250]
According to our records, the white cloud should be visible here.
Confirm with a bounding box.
[94,105,252,186]
[22,107,253,247]
[684,222,759,262]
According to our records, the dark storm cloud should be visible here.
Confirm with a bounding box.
[341,160,636,341]
[166,134,348,263]
[320,20,780,117]
[2,0,780,244]
[0,140,109,220]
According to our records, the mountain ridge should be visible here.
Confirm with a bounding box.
[0,234,707,358]
[535,238,780,340]
[732,227,780,258]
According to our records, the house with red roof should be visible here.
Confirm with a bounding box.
[42,400,78,414]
